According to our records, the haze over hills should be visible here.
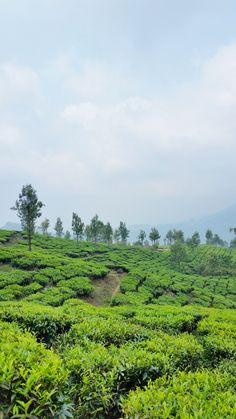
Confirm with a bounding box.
[128,204,236,244]
[1,222,22,231]
[1,204,236,245]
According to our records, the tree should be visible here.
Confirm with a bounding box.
[64,230,71,240]
[170,241,187,270]
[165,230,174,246]
[84,225,92,242]
[205,229,213,245]
[172,229,184,243]
[72,212,84,243]
[230,227,236,248]
[40,218,50,235]
[54,217,63,237]
[212,234,224,247]
[149,227,160,246]
[138,230,146,246]
[103,222,113,243]
[11,184,44,251]
[89,214,104,243]
[113,229,121,243]
[118,221,129,244]
[186,232,201,248]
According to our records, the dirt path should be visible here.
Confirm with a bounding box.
[83,270,124,307]
[111,282,120,298]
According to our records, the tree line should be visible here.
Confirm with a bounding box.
[10,184,235,251]
[42,214,130,245]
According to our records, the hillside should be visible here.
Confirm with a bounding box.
[0,231,235,417]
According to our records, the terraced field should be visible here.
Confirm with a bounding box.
[0,230,235,417]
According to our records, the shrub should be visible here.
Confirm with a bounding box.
[122,370,236,418]
[0,321,71,418]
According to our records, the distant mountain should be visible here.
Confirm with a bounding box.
[128,204,236,245]
[0,222,21,231]
[2,204,236,245]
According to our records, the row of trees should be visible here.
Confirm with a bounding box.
[135,228,161,246]
[163,228,227,248]
[11,185,163,249]
[205,229,227,247]
[11,184,234,251]
[42,214,130,244]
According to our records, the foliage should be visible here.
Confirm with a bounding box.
[122,370,236,418]
[40,218,50,235]
[72,212,84,243]
[11,184,44,251]
[0,321,71,418]
[0,231,236,416]
[149,227,160,245]
[138,230,146,246]
[54,217,64,237]
[118,221,130,244]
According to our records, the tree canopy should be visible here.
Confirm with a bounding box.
[11,184,44,251]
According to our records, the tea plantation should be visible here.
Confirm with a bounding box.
[0,230,236,418]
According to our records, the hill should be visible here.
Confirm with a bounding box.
[0,221,21,231]
[0,231,235,417]
[129,203,236,243]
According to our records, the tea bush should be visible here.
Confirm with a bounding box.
[0,232,236,417]
[0,321,71,418]
[122,370,236,418]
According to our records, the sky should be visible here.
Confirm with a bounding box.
[1,0,236,229]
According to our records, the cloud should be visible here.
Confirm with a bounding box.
[0,63,40,107]
[55,43,236,221]
[2,42,236,225]
[0,125,21,147]
[61,41,236,156]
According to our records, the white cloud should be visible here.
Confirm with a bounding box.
[0,125,21,146]
[63,102,99,126]
[54,42,236,221]
[2,43,236,225]
[0,63,41,107]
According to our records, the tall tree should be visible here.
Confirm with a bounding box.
[170,241,187,270]
[113,229,121,243]
[205,229,213,245]
[138,230,146,246]
[54,217,63,237]
[186,231,201,248]
[84,225,92,242]
[64,230,71,240]
[103,222,113,243]
[165,230,174,245]
[118,221,129,244]
[89,214,104,243]
[72,212,84,243]
[230,227,236,248]
[212,234,224,247]
[40,218,50,235]
[172,229,184,243]
[11,184,44,251]
[149,227,160,246]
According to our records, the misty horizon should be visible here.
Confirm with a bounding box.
[1,1,236,229]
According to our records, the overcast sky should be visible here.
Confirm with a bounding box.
[1,0,236,229]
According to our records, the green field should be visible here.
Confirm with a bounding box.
[0,230,236,418]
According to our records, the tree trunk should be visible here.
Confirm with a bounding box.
[28,232,32,251]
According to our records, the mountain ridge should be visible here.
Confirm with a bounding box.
[1,203,236,244]
[128,204,236,244]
